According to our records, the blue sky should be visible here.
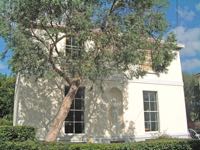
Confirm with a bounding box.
[166,0,200,74]
[0,0,200,75]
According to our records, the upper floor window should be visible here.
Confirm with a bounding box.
[143,91,159,132]
[64,86,85,134]
[65,37,81,59]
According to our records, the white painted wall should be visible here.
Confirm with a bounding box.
[125,81,188,140]
[13,50,189,142]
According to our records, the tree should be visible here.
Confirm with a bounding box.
[183,73,200,125]
[0,0,177,141]
[0,74,15,120]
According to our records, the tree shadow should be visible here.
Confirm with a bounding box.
[14,74,64,140]
[14,75,135,142]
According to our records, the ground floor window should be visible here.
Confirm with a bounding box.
[143,91,159,132]
[64,86,85,134]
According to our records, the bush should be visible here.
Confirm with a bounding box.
[0,126,35,142]
[0,140,200,150]
[0,141,39,150]
[0,139,200,150]
[0,118,12,126]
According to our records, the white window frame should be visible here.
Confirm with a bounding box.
[143,91,159,132]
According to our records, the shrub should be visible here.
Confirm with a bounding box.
[0,126,35,142]
[0,139,200,150]
[0,118,12,126]
[0,141,39,150]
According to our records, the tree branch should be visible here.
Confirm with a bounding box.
[109,0,118,15]
[41,23,66,56]
[30,24,49,50]
[49,46,71,85]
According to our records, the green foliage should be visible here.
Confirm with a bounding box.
[0,0,177,82]
[0,74,15,120]
[0,126,35,142]
[183,73,200,122]
[0,118,12,126]
[0,139,200,150]
[0,141,39,150]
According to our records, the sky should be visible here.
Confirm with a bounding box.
[0,0,200,75]
[166,0,200,74]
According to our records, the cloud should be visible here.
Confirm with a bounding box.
[0,63,6,70]
[177,7,195,21]
[172,26,200,57]
[182,59,200,72]
[196,2,200,11]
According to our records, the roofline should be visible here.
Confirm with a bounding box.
[177,43,185,49]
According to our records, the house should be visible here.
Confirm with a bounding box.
[13,42,189,143]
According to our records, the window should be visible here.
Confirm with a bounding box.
[143,91,159,132]
[64,86,85,134]
[65,37,81,59]
[65,37,81,77]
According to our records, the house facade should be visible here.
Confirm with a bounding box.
[13,44,189,143]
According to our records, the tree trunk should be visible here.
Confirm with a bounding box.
[45,82,79,142]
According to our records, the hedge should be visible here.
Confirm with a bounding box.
[0,139,200,150]
[0,118,12,126]
[0,141,39,150]
[0,126,35,142]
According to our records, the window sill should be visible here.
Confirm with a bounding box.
[145,131,159,133]
[64,133,85,136]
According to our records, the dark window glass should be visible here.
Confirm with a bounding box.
[143,92,149,102]
[75,123,84,133]
[65,122,73,133]
[145,122,151,132]
[151,122,158,131]
[144,102,150,111]
[65,111,74,121]
[150,112,158,121]
[144,112,150,121]
[150,102,157,111]
[75,99,84,110]
[149,92,156,102]
[75,111,84,122]
[75,87,85,98]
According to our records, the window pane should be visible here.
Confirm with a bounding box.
[143,92,149,102]
[65,122,73,133]
[150,92,156,101]
[150,102,157,111]
[151,122,158,131]
[144,112,150,121]
[65,86,70,96]
[65,111,74,121]
[75,87,85,98]
[75,111,84,122]
[70,100,75,110]
[150,112,158,121]
[75,99,84,110]
[145,122,151,132]
[75,123,84,133]
[144,102,150,111]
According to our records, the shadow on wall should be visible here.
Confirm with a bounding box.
[85,79,135,141]
[15,75,135,141]
[15,74,64,139]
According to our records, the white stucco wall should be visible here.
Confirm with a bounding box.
[13,50,189,142]
[124,51,188,140]
[125,81,188,140]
